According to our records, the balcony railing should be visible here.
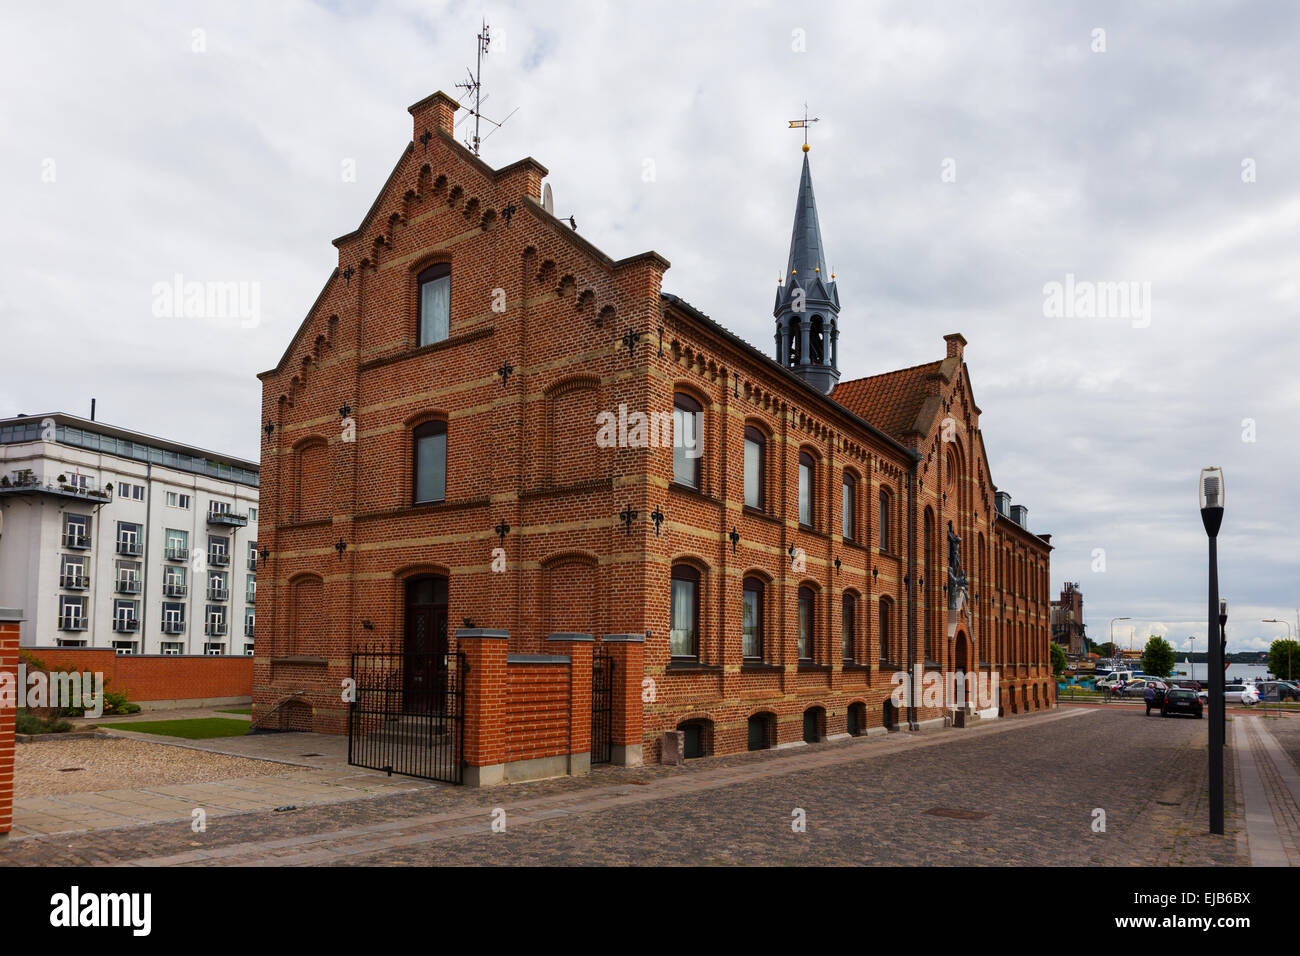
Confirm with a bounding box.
[113,618,140,633]
[207,587,229,602]
[116,539,143,556]
[208,552,230,567]
[205,622,227,637]
[161,619,185,635]
[246,589,256,605]
[164,546,189,562]
[58,616,88,631]
[207,509,249,527]
[59,574,89,590]
[162,582,188,597]
[62,533,91,550]
[0,474,112,504]
[116,578,142,594]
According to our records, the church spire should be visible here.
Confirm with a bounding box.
[774,146,840,394]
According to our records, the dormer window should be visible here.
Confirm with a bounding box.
[417,263,451,346]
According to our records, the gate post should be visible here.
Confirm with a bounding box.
[601,633,645,767]
[457,628,509,787]
[0,609,22,844]
[547,633,593,776]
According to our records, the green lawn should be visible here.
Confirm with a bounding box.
[114,717,251,739]
[216,707,252,715]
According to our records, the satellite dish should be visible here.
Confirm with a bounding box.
[542,183,554,215]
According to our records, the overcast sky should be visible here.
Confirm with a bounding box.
[3,1,1297,654]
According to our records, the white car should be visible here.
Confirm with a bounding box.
[1224,683,1259,706]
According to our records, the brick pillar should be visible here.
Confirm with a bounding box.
[457,628,508,787]
[0,610,22,842]
[547,633,593,775]
[602,633,645,766]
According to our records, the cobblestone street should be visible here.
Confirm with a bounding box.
[0,706,1262,866]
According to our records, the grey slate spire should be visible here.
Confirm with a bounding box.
[774,150,841,393]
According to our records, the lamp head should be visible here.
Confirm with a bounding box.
[1199,467,1225,535]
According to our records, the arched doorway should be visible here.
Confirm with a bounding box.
[954,631,970,709]
[404,575,448,713]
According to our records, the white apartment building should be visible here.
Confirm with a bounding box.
[0,412,259,655]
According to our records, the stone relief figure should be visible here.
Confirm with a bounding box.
[947,521,969,610]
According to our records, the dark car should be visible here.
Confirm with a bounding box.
[1161,688,1204,718]
[1256,681,1300,702]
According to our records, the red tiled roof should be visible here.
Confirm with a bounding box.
[831,360,943,439]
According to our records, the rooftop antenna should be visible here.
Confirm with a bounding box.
[455,19,518,156]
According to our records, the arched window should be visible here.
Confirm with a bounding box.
[842,591,857,661]
[842,472,856,540]
[878,489,891,552]
[669,563,700,659]
[797,586,815,660]
[417,263,451,346]
[743,425,766,510]
[798,451,816,527]
[412,419,447,504]
[741,576,764,660]
[673,393,703,489]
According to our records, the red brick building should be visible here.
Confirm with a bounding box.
[254,91,1054,777]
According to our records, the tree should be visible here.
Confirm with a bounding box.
[1050,641,1068,678]
[1268,639,1300,682]
[1098,641,1117,658]
[1142,636,1176,679]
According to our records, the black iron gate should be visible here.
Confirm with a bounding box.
[348,647,466,784]
[591,648,614,765]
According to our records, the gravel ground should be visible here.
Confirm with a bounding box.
[14,736,290,798]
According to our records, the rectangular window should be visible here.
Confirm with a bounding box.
[249,507,258,521]
[670,567,699,658]
[116,521,143,555]
[842,476,855,539]
[798,589,813,660]
[414,422,447,504]
[179,493,191,510]
[743,428,764,510]
[60,555,87,588]
[842,594,856,660]
[62,513,91,548]
[742,582,763,659]
[418,264,451,346]
[208,535,229,565]
[798,455,814,526]
[165,529,188,560]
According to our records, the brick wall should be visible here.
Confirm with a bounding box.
[25,648,252,703]
[0,613,21,840]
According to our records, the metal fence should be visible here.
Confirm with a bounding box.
[591,649,613,765]
[348,647,466,784]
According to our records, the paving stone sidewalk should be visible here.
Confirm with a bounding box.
[0,706,1250,866]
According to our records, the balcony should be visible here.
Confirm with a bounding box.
[116,578,142,595]
[113,618,140,633]
[62,533,92,550]
[0,473,112,505]
[244,620,255,638]
[207,508,248,528]
[59,574,90,590]
[205,621,227,637]
[207,587,230,602]
[164,546,189,562]
[161,619,186,635]
[58,616,88,632]
[246,589,256,605]
[116,539,143,556]
[208,551,230,568]
[162,582,188,598]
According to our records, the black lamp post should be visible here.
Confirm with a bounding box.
[1199,465,1225,835]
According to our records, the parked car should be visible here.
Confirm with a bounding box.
[1123,678,1167,698]
[1161,688,1204,718]
[1096,672,1135,693]
[1224,683,1260,706]
[1171,679,1202,691]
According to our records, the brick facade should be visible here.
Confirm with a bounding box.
[24,647,251,704]
[253,91,1054,777]
[0,612,20,840]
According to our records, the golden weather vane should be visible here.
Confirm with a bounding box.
[787,101,819,152]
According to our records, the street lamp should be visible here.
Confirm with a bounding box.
[1109,616,1131,657]
[1262,619,1293,680]
[1199,466,1225,835]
